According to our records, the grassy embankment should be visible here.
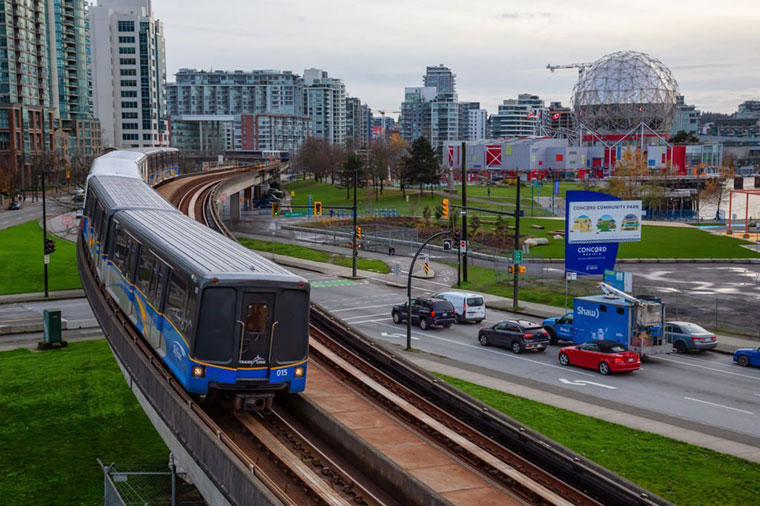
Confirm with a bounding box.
[0,341,167,504]
[437,373,760,506]
[238,237,390,274]
[0,220,81,295]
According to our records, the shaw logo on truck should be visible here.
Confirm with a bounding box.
[577,306,600,319]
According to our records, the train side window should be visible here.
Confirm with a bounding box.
[136,248,156,297]
[85,188,95,218]
[123,237,140,282]
[150,259,168,309]
[112,228,129,271]
[165,271,188,333]
[96,203,107,243]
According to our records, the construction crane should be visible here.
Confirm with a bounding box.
[546,62,593,77]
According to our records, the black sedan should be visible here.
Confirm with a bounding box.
[478,319,550,354]
[7,201,21,210]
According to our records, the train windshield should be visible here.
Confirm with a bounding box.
[271,289,309,364]
[194,287,237,364]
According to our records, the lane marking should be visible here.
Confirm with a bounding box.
[381,331,419,341]
[653,355,760,382]
[684,397,754,415]
[369,321,595,377]
[342,313,390,321]
[559,378,617,390]
[349,318,394,325]
[330,303,395,313]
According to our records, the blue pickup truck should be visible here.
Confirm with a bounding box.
[543,283,670,357]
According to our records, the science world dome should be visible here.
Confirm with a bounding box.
[572,51,679,135]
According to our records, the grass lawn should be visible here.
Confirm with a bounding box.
[237,236,391,274]
[0,220,81,295]
[436,374,760,505]
[0,340,167,504]
[468,217,760,259]
[455,263,597,308]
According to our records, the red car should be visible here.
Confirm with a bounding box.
[558,340,640,375]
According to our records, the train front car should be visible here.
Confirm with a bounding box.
[190,272,310,411]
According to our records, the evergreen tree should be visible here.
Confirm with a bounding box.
[401,137,440,197]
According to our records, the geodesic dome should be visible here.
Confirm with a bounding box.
[572,51,679,135]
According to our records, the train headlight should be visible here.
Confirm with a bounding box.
[294,366,305,378]
[192,365,206,378]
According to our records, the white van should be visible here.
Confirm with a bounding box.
[436,291,486,323]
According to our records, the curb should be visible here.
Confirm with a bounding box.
[0,317,99,336]
[0,289,86,306]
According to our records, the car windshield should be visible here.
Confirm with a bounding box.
[680,323,709,334]
[466,297,484,306]
[432,301,454,312]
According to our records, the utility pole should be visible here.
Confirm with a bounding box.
[461,142,468,282]
[41,171,49,298]
[513,176,521,311]
[352,167,358,277]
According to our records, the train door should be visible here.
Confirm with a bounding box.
[238,293,275,368]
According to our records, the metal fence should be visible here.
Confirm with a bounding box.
[98,457,206,506]
[281,224,421,257]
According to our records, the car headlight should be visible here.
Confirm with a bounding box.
[294,366,305,378]
[192,366,206,378]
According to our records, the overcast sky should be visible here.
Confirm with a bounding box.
[154,0,760,117]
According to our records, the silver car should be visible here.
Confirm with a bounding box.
[664,321,717,353]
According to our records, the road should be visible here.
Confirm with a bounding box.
[0,298,95,332]
[0,197,71,231]
[290,266,760,444]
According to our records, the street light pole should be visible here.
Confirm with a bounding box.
[407,230,452,351]
[41,171,49,298]
[461,142,468,282]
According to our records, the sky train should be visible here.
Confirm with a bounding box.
[80,148,310,410]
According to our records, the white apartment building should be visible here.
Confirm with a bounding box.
[303,68,346,145]
[89,0,168,148]
[490,94,544,138]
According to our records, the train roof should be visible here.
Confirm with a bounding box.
[89,151,146,179]
[129,147,179,156]
[88,176,178,213]
[119,209,301,280]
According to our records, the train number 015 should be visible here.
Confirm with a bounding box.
[275,369,289,377]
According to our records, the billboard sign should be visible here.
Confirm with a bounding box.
[567,200,642,244]
[604,269,633,292]
[565,191,621,276]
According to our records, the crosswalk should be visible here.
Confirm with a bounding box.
[310,279,360,288]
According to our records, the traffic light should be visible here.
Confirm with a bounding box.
[356,226,362,239]
[44,238,56,254]
[271,202,280,217]
[507,265,514,274]
[314,201,322,216]
[442,198,449,219]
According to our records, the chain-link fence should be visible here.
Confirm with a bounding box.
[98,457,206,506]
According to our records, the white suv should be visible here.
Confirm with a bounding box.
[436,291,486,323]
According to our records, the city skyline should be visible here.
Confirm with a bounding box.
[153,0,760,117]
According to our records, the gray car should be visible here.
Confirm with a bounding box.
[664,321,717,353]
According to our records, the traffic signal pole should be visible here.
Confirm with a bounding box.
[352,168,358,278]
[41,171,49,298]
[513,177,521,311]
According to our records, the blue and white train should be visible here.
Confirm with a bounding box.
[80,148,309,410]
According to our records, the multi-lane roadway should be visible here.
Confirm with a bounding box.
[294,267,760,446]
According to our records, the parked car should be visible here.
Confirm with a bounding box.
[436,291,485,323]
[542,312,574,345]
[558,340,640,375]
[664,321,717,353]
[252,194,281,208]
[733,347,760,368]
[391,298,456,330]
[478,319,549,354]
[75,207,84,219]
[7,200,21,210]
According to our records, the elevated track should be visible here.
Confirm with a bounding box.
[79,167,668,505]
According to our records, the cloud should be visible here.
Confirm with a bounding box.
[499,12,553,19]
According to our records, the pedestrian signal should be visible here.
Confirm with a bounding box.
[518,265,527,274]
